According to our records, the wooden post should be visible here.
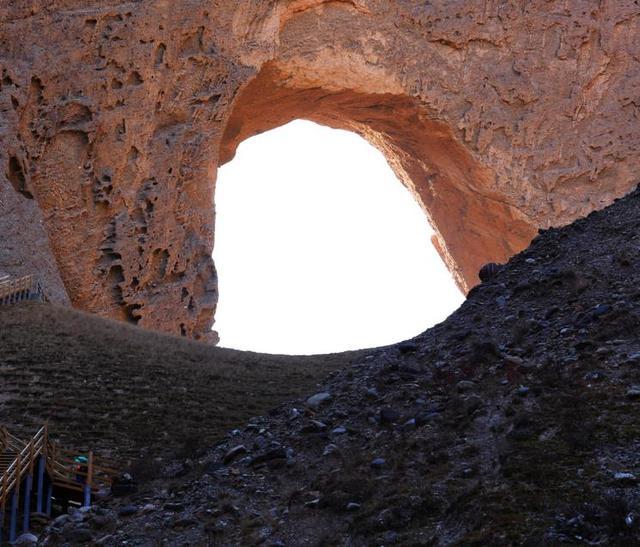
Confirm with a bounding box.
[83,451,94,508]
[37,424,48,515]
[36,455,45,514]
[23,472,32,532]
[9,486,18,543]
[22,440,34,531]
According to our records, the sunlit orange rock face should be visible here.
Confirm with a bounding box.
[1,1,638,341]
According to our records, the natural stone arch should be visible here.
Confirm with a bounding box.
[0,1,638,341]
[220,63,536,292]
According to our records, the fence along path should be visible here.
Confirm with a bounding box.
[0,274,42,306]
[0,425,119,543]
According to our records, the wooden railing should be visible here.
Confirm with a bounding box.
[46,445,119,497]
[0,275,41,306]
[0,426,47,508]
[0,424,120,541]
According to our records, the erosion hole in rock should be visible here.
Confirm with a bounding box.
[213,120,465,355]
[7,155,33,199]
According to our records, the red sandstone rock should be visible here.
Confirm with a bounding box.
[1,1,638,340]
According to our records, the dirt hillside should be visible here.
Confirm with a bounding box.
[38,185,640,545]
[0,303,361,466]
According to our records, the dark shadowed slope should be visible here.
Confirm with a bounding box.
[41,185,640,546]
[0,303,362,464]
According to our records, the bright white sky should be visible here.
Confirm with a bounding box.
[213,120,464,355]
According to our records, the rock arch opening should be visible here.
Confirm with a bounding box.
[213,120,464,354]
[220,63,538,299]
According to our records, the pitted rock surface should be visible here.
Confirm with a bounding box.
[1,1,639,339]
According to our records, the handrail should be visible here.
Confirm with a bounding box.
[0,424,119,513]
[0,426,47,505]
[0,274,40,305]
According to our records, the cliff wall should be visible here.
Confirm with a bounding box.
[1,0,638,339]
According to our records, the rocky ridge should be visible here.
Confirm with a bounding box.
[41,185,640,544]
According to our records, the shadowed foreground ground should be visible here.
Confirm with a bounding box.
[0,303,361,467]
[39,186,640,545]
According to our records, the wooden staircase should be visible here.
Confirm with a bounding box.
[0,274,43,306]
[0,425,119,544]
[0,451,16,480]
